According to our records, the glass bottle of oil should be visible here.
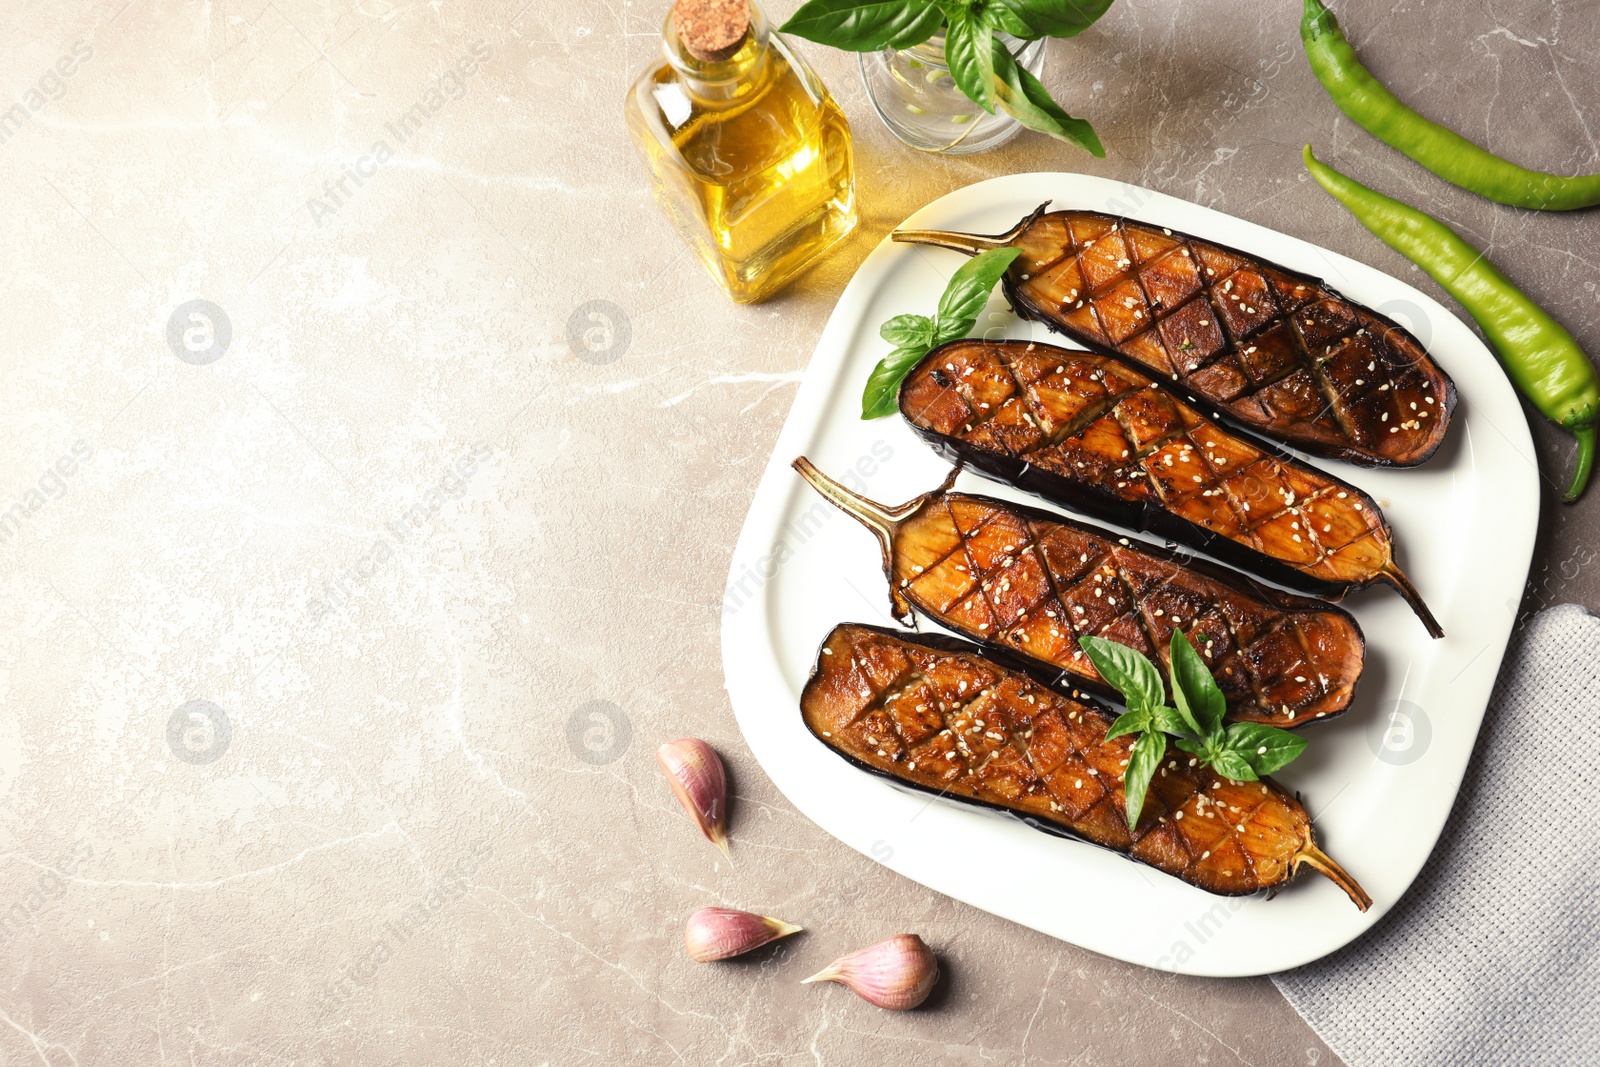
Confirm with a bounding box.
[624,0,856,304]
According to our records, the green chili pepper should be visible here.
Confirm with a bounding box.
[1304,146,1599,501]
[1301,0,1600,211]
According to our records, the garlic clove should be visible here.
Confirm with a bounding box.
[684,907,802,963]
[801,934,939,1010]
[657,738,730,856]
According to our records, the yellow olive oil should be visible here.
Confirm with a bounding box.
[626,1,856,304]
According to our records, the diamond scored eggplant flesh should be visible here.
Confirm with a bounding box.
[897,337,1441,637]
[801,622,1371,909]
[792,459,1367,729]
[894,204,1457,469]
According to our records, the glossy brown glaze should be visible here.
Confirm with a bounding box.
[793,461,1366,728]
[801,623,1370,907]
[895,205,1457,468]
[898,337,1441,636]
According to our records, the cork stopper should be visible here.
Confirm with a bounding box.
[672,0,750,62]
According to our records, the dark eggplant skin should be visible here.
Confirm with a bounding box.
[792,459,1366,728]
[896,204,1459,469]
[896,338,1442,637]
[904,377,1343,596]
[800,624,1139,850]
[800,620,1112,784]
[798,622,1371,907]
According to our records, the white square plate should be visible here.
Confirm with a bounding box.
[720,173,1537,976]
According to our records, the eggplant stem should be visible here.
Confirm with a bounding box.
[1295,840,1372,912]
[792,457,929,623]
[892,201,1051,257]
[1562,425,1595,503]
[1381,565,1444,639]
[792,457,910,544]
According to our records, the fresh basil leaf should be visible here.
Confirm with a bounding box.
[887,2,945,47]
[1164,672,1204,740]
[780,0,943,51]
[990,41,1105,156]
[1168,630,1225,740]
[880,313,936,348]
[995,0,1114,39]
[861,346,929,418]
[1077,635,1164,713]
[980,2,1036,39]
[1173,736,1206,759]
[861,248,1018,421]
[1103,708,1151,743]
[933,246,1022,339]
[1224,722,1308,776]
[1149,704,1194,737]
[933,316,976,347]
[941,4,996,114]
[1121,729,1165,831]
[1209,748,1257,783]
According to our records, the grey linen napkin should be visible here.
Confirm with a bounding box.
[1273,603,1600,1067]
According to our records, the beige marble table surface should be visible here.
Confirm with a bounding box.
[2,0,1596,1063]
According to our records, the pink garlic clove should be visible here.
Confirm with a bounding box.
[801,934,940,1010]
[684,907,802,963]
[657,738,730,856]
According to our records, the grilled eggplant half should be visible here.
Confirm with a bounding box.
[802,622,1370,908]
[793,460,1365,728]
[898,337,1441,637]
[895,204,1457,468]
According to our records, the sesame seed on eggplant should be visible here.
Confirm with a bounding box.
[896,337,1441,637]
[793,459,1366,728]
[801,622,1370,909]
[894,204,1456,470]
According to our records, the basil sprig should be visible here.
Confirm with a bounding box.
[861,245,1021,418]
[780,0,1110,154]
[779,0,947,51]
[1079,631,1308,831]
